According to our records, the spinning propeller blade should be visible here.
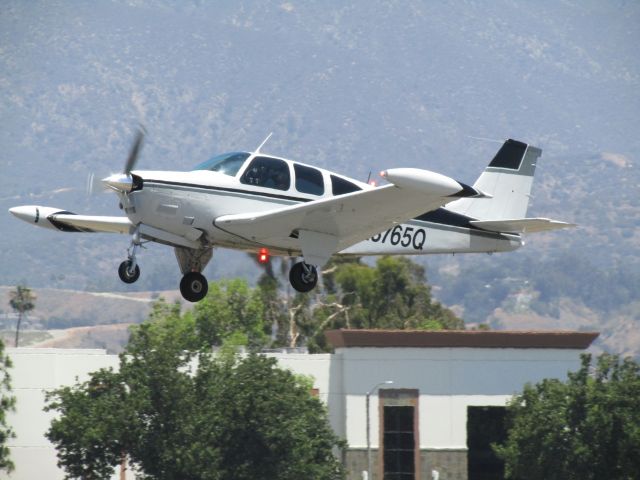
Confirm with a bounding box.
[123,125,146,174]
[98,125,147,193]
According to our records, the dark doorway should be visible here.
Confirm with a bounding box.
[467,406,507,480]
[383,405,415,480]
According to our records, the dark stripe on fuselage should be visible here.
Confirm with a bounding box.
[144,179,488,235]
[145,179,313,203]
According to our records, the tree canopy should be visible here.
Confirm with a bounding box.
[0,339,15,474]
[9,284,36,347]
[45,301,345,480]
[260,256,464,352]
[494,353,640,480]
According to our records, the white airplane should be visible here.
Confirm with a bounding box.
[9,129,573,302]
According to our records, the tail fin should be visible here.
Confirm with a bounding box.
[446,139,541,220]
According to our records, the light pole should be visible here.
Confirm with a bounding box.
[366,380,394,480]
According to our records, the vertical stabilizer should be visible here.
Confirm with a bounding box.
[446,139,541,220]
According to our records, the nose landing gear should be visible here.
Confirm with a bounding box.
[118,229,142,284]
[289,261,318,293]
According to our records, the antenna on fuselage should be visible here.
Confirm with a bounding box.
[255,132,273,154]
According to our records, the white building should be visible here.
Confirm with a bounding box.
[6,329,597,480]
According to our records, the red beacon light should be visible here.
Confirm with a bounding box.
[257,247,270,264]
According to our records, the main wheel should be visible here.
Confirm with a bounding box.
[118,260,140,284]
[289,262,318,293]
[180,272,209,302]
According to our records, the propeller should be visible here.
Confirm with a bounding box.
[124,125,146,174]
[101,125,146,193]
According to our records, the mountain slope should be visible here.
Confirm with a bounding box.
[1,1,638,336]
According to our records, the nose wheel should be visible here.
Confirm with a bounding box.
[289,261,318,293]
[118,259,140,284]
[180,272,209,302]
[118,227,142,284]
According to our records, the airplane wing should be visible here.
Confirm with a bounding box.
[9,206,133,234]
[470,218,576,234]
[215,168,484,265]
[48,213,133,233]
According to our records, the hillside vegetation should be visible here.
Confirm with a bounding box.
[1,1,638,351]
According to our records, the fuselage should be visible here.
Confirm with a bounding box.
[123,151,522,257]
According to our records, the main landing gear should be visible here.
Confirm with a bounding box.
[179,271,208,302]
[289,261,318,293]
[174,246,213,303]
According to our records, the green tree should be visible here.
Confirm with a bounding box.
[0,339,15,474]
[305,256,463,351]
[45,301,345,480]
[494,353,640,480]
[193,279,269,349]
[44,369,131,479]
[9,284,35,347]
[252,254,311,349]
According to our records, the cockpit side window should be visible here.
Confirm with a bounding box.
[331,175,362,196]
[192,152,250,176]
[294,164,324,196]
[241,156,291,191]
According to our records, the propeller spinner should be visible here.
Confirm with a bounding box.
[102,126,146,193]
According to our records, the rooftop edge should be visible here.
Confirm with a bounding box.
[325,329,599,350]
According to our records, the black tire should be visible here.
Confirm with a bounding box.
[289,262,318,293]
[180,272,209,302]
[118,260,140,284]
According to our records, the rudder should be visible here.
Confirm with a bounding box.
[446,139,541,220]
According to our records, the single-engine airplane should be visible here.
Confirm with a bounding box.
[9,129,573,302]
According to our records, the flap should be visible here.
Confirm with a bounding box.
[470,218,576,234]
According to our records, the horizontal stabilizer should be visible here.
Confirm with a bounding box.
[470,218,576,234]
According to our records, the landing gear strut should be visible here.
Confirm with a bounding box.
[289,261,318,293]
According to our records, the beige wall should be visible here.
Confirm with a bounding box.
[336,347,583,449]
[5,345,585,479]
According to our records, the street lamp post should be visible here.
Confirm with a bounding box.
[366,380,394,480]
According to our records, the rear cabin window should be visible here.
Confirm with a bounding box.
[331,175,362,196]
[241,156,291,191]
[294,164,324,196]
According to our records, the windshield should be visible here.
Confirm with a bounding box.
[192,152,250,176]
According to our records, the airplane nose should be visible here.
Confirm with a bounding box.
[102,173,133,192]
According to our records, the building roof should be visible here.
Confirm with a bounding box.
[325,329,599,350]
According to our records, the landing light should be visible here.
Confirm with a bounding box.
[258,247,270,264]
